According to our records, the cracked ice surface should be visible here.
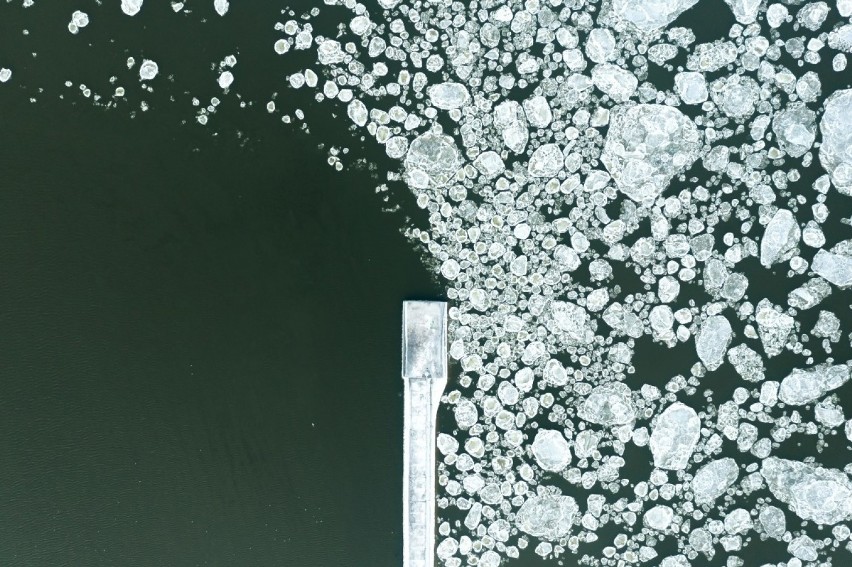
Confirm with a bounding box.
[7,0,852,564]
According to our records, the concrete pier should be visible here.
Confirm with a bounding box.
[402,301,447,567]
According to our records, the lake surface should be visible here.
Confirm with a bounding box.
[0,69,440,565]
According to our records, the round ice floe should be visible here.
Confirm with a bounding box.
[217,71,234,89]
[674,71,707,104]
[531,429,571,472]
[527,143,563,178]
[0,68,11,83]
[710,75,759,119]
[695,314,732,371]
[273,39,290,55]
[404,131,461,189]
[649,402,700,470]
[643,505,674,530]
[138,59,159,81]
[454,400,478,429]
[214,0,229,16]
[121,0,143,16]
[427,82,469,110]
[515,495,578,540]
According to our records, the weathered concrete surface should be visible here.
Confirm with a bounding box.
[402,301,447,567]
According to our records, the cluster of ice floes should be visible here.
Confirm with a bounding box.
[4,0,852,564]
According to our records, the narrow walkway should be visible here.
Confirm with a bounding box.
[402,301,447,567]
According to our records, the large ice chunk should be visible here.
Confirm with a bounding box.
[121,0,143,16]
[691,457,739,504]
[760,209,800,267]
[813,248,852,287]
[724,0,761,23]
[772,104,816,158]
[528,144,564,178]
[610,0,699,33]
[602,104,700,204]
[695,314,732,371]
[493,100,529,154]
[531,430,572,472]
[650,402,700,470]
[761,457,852,525]
[591,63,638,102]
[578,382,636,426]
[404,131,461,189]
[427,82,470,110]
[778,363,850,405]
[515,495,578,540]
[818,89,852,193]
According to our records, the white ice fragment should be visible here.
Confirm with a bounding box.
[710,75,759,119]
[578,382,636,426]
[724,508,753,534]
[660,556,689,567]
[761,457,852,524]
[316,40,345,65]
[404,131,461,189]
[643,505,674,530]
[515,495,578,540]
[454,400,478,429]
[547,301,592,344]
[531,430,572,472]
[692,458,739,504]
[727,344,765,382]
[217,70,234,89]
[543,359,568,386]
[778,364,849,405]
[755,300,794,358]
[349,15,371,36]
[347,99,368,127]
[724,0,761,23]
[473,151,505,179]
[213,0,229,16]
[121,0,143,16]
[138,59,159,81]
[674,71,707,104]
[602,104,701,203]
[649,402,700,470]
[528,144,564,178]
[440,259,460,280]
[610,0,699,33]
[818,89,852,193]
[274,39,290,55]
[71,10,89,28]
[788,535,818,562]
[591,63,638,103]
[766,4,788,27]
[813,249,852,287]
[758,505,786,538]
[523,96,553,128]
[695,314,732,371]
[427,82,469,110]
[0,68,11,83]
[493,100,529,154]
[760,209,800,267]
[586,28,617,63]
[771,104,816,159]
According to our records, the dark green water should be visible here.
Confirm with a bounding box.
[0,69,439,566]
